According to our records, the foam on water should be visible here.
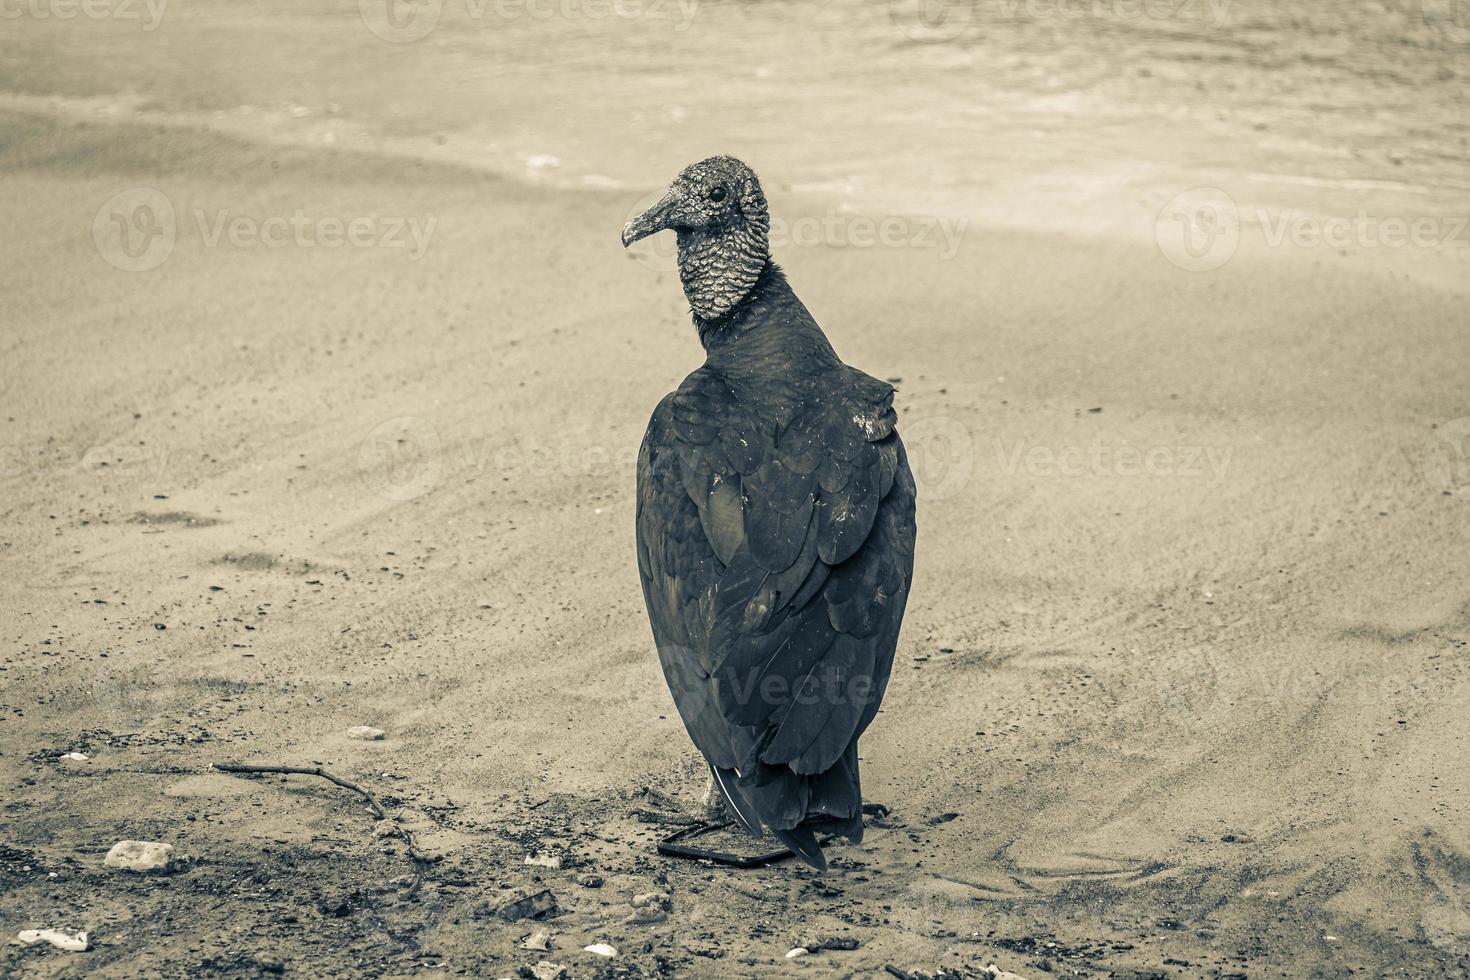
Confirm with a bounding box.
[3,0,1466,263]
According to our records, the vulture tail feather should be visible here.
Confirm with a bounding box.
[711,766,763,839]
[768,825,827,872]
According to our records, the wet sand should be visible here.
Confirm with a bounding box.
[2,102,1468,976]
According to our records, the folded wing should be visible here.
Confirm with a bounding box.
[637,364,916,837]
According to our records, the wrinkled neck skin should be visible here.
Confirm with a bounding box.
[690,258,779,351]
[693,262,839,375]
[677,211,770,327]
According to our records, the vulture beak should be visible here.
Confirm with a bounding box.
[621,190,685,248]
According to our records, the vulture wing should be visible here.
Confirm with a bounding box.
[636,361,916,867]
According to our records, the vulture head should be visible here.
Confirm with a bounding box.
[621,155,771,320]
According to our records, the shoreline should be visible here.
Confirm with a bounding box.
[8,95,1469,304]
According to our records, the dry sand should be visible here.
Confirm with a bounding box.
[2,103,1469,979]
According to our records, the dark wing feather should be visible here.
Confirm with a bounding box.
[637,364,916,840]
[637,393,739,767]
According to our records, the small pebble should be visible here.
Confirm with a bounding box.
[631,891,670,909]
[983,965,1028,980]
[17,929,87,952]
[104,840,174,873]
[800,936,860,951]
[346,726,385,741]
[494,888,559,922]
[583,943,618,958]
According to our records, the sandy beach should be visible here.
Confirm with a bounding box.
[3,2,1470,975]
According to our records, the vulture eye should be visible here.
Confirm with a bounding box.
[708,186,727,203]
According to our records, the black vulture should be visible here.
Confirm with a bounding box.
[621,156,917,871]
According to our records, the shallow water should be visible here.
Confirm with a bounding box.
[4,0,1468,238]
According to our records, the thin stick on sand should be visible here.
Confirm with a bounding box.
[211,762,438,870]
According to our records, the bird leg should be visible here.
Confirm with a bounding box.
[700,770,729,824]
